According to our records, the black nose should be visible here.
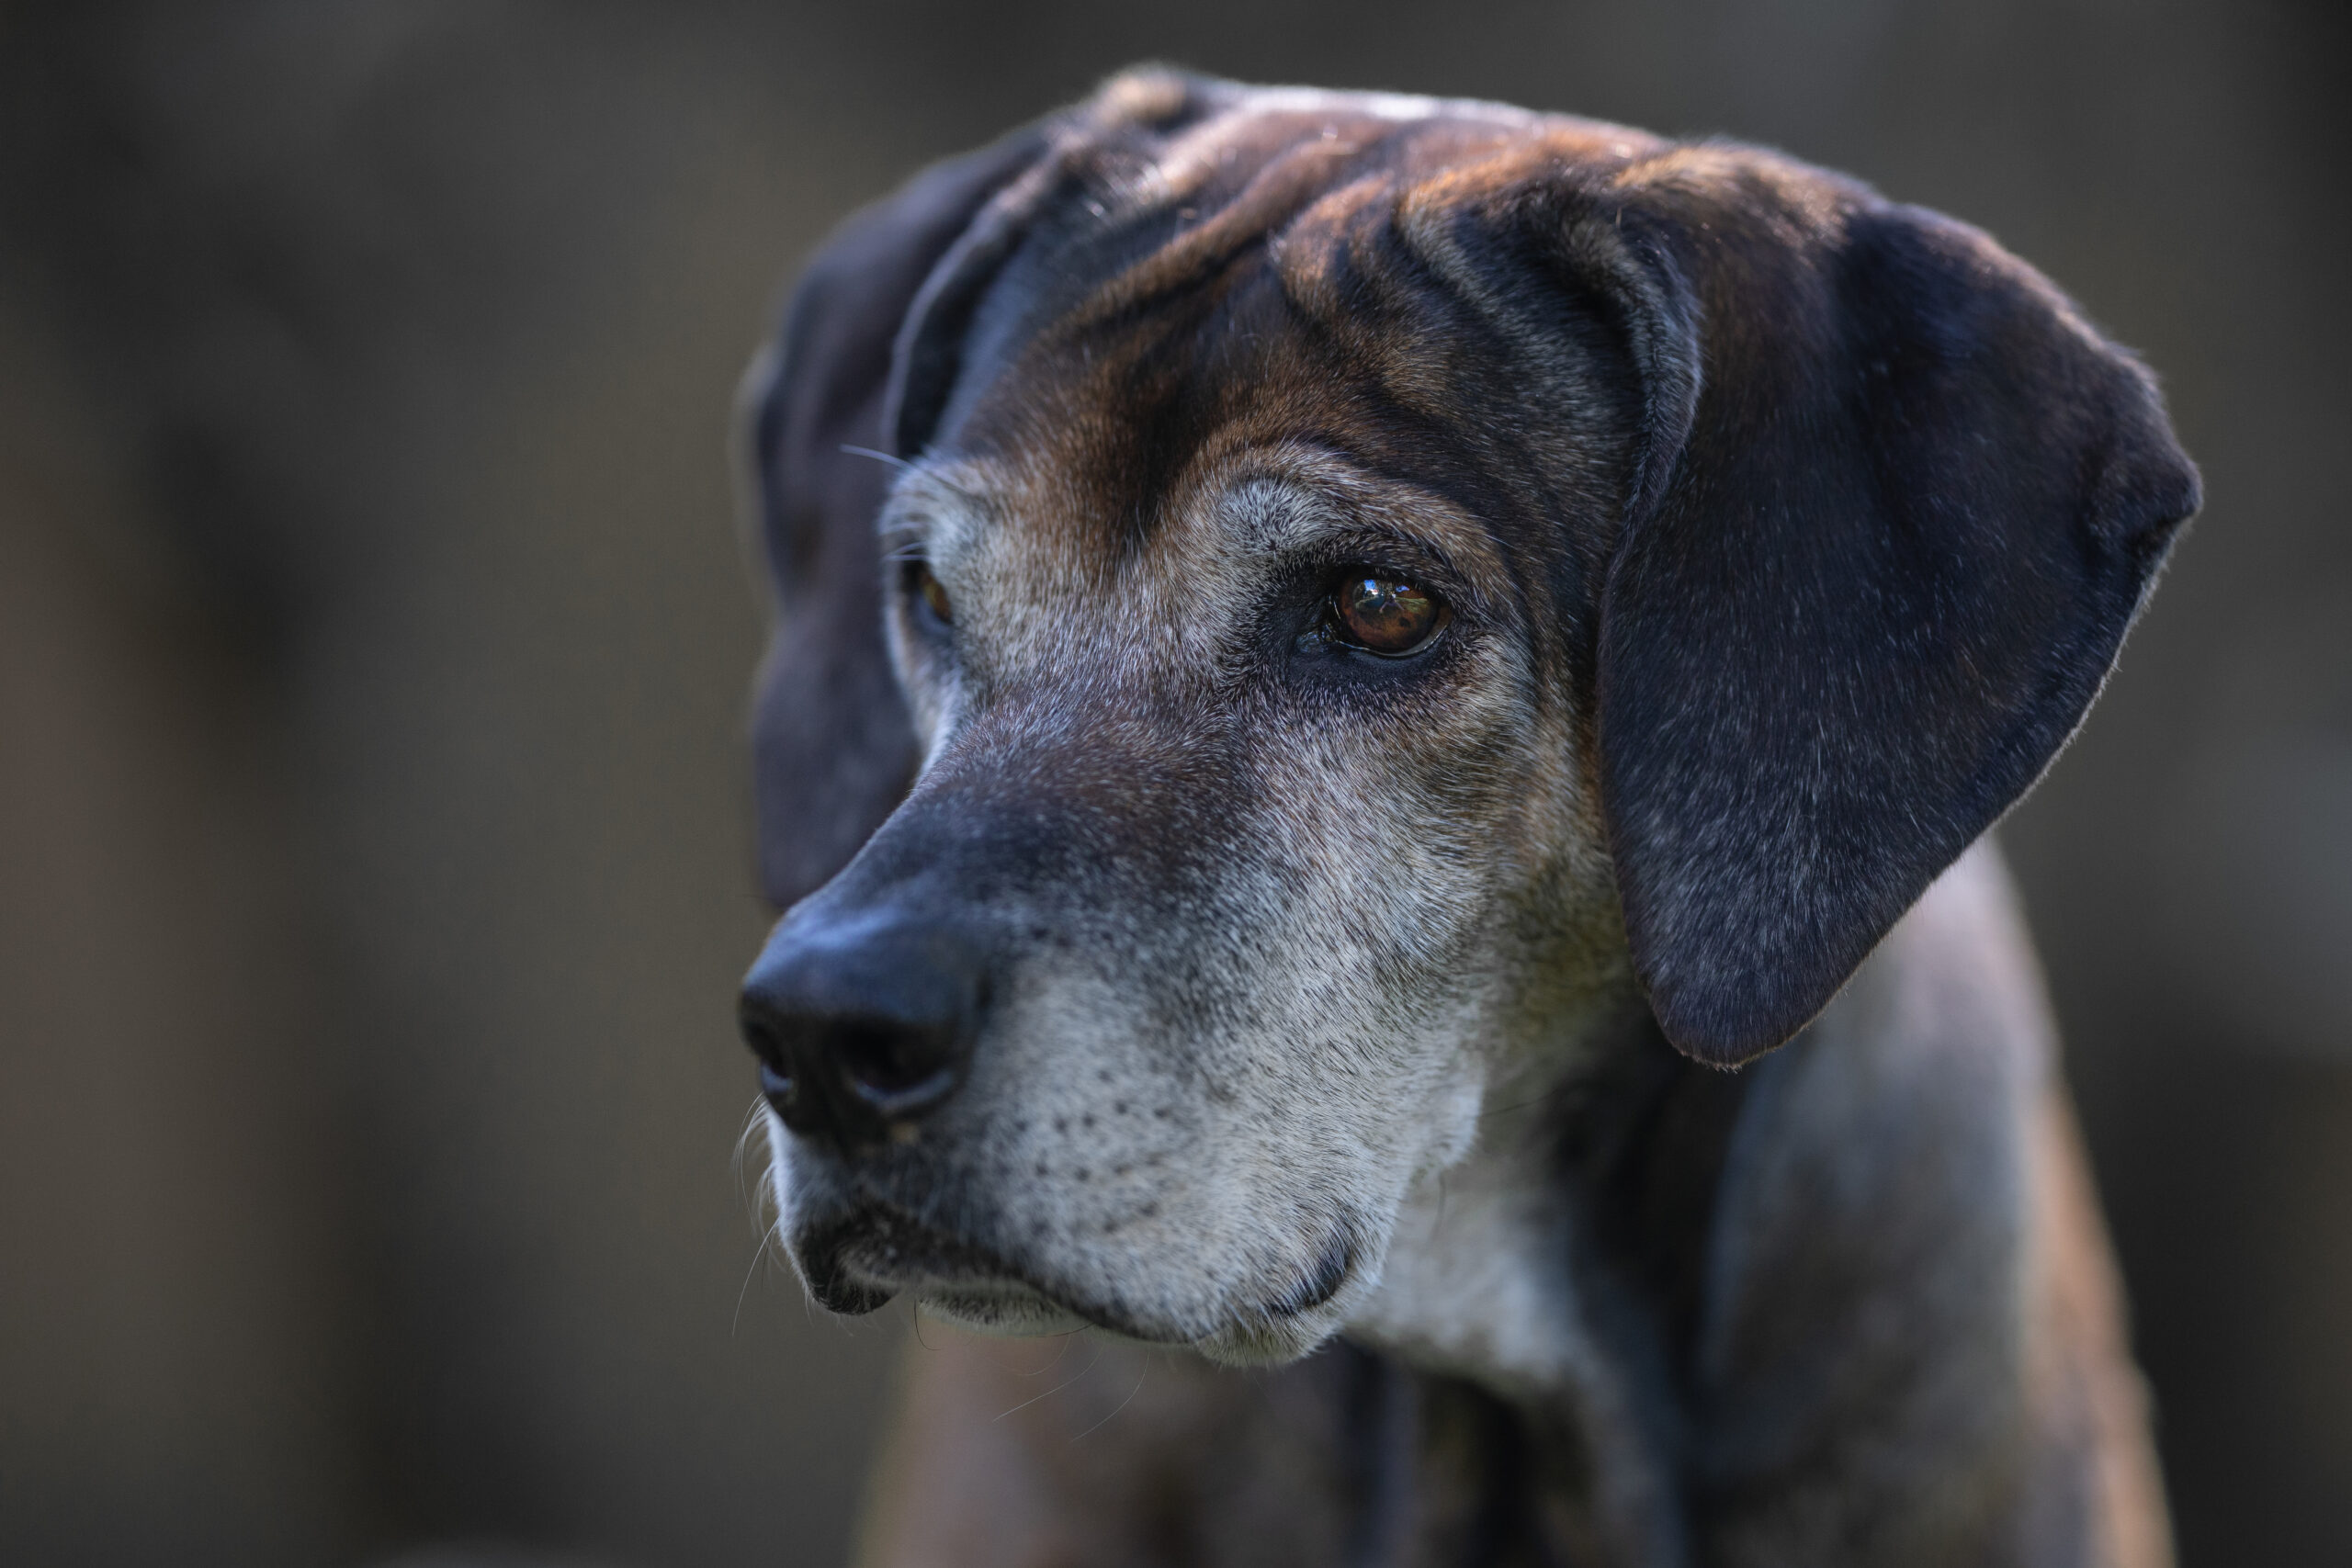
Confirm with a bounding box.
[739,914,988,1153]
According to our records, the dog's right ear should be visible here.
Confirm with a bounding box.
[1521,152,2199,1066]
[741,128,1054,908]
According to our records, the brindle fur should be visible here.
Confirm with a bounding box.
[739,69,2195,1566]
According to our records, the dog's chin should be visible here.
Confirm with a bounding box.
[911,1281,1091,1338]
[792,1205,1108,1337]
[910,1269,1354,1367]
[787,1202,1363,1364]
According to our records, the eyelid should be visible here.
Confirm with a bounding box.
[1296,530,1469,603]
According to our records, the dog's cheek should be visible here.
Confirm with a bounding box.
[1144,714,1521,1265]
[1257,636,1552,1010]
[907,967,1247,1319]
[1213,639,1582,1230]
[922,943,1426,1348]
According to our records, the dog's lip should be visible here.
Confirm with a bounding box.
[796,1201,1198,1343]
[831,1206,1032,1295]
[795,1200,1360,1349]
[1268,1228,1353,1317]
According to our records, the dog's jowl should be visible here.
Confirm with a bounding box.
[734,70,2196,1567]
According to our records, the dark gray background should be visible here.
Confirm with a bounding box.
[1,2,2345,1564]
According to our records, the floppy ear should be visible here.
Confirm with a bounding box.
[742,128,1055,908]
[1567,152,2199,1065]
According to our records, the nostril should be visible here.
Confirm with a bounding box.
[828,1018,962,1115]
[740,1004,810,1128]
[739,1006,786,1071]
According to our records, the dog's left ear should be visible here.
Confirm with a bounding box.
[741,128,1057,908]
[1533,152,2200,1066]
[743,69,1227,908]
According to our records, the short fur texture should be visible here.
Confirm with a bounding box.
[737,69,2195,1565]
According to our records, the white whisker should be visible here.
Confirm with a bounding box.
[1072,1366,1148,1440]
[992,1336,1102,1422]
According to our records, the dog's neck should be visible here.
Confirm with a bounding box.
[1344,1087,1597,1396]
[1343,994,1749,1551]
[1349,987,1651,1383]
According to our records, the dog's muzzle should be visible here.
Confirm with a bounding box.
[736,902,1103,1332]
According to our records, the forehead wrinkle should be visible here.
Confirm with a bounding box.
[1024,117,1558,401]
[1069,155,1387,335]
[1058,107,1494,342]
[964,114,1564,453]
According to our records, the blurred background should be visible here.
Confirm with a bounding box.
[0,1,2344,1563]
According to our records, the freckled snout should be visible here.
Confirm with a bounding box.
[739,911,990,1154]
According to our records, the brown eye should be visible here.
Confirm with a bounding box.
[1333,573,1446,655]
[913,563,952,626]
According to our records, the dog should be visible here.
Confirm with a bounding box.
[735,69,2198,1566]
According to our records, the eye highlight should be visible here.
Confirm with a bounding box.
[1331,572,1448,656]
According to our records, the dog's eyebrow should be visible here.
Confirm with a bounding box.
[1210,468,1500,588]
[876,463,998,555]
[1266,513,1470,585]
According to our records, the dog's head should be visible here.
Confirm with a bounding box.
[736,71,2196,1362]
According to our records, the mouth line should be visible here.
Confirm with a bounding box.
[797,1201,1191,1342]
[1267,1228,1354,1318]
[800,1210,1359,1353]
